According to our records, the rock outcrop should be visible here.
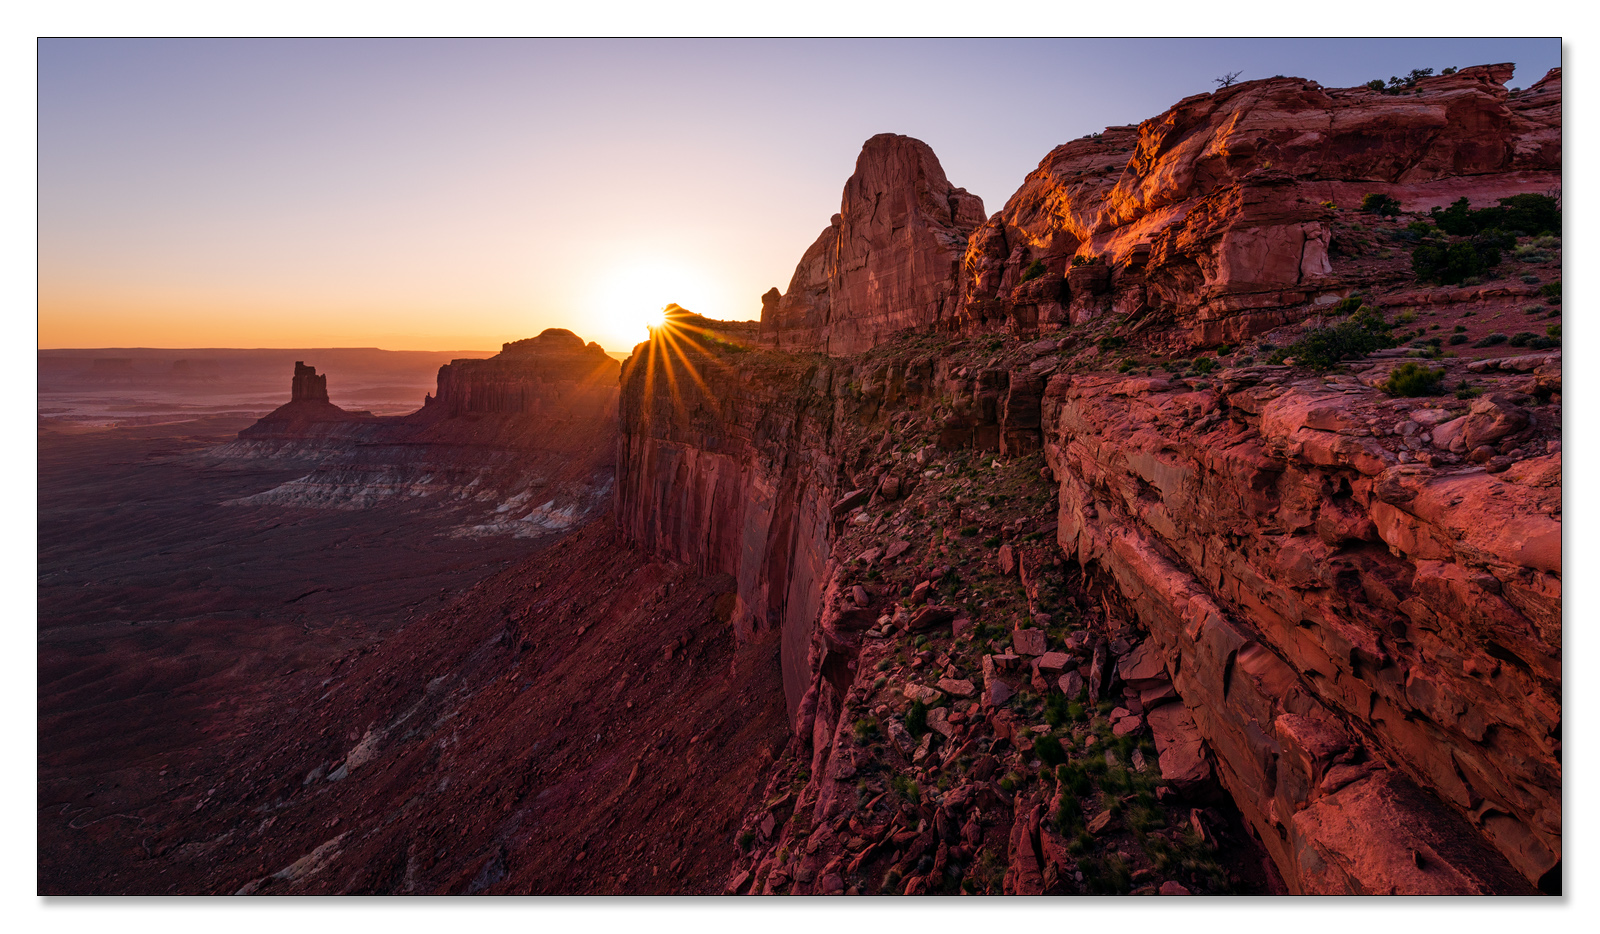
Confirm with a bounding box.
[960,66,1562,348]
[759,134,986,355]
[291,360,330,403]
[755,67,1560,358]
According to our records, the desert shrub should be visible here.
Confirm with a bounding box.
[891,773,920,804]
[853,717,879,742]
[1520,274,1541,284]
[1033,734,1068,767]
[1361,193,1401,216]
[1447,333,1469,345]
[1473,332,1508,348]
[1431,194,1560,237]
[959,525,979,537]
[1071,254,1102,267]
[1395,310,1417,324]
[1020,259,1047,283]
[1331,296,1366,315]
[1096,335,1126,352]
[1044,691,1072,728]
[1411,236,1502,284]
[1053,786,1084,832]
[1509,332,1538,347]
[1117,358,1136,373]
[1365,79,1387,92]
[1548,323,1562,339]
[1270,305,1397,369]
[1057,763,1092,797]
[1189,355,1217,375]
[1382,362,1446,397]
[905,700,928,738]
[1455,381,1482,400]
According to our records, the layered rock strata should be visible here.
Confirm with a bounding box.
[1041,368,1558,892]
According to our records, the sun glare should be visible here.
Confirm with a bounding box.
[592,262,719,349]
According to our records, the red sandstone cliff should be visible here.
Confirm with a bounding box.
[617,65,1561,896]
[759,134,986,354]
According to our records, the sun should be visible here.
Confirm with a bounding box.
[591,261,719,349]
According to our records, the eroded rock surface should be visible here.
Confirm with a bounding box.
[759,134,986,354]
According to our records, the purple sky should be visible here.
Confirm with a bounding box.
[38,38,1562,352]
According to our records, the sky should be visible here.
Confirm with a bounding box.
[37,37,1562,354]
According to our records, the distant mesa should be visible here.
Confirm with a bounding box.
[430,329,620,418]
[500,327,606,358]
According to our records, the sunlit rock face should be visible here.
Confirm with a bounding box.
[960,65,1563,346]
[760,133,986,355]
[429,328,618,418]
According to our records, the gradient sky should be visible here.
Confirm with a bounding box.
[38,38,1562,353]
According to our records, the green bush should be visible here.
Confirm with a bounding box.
[853,717,879,742]
[1411,236,1502,284]
[1071,254,1102,267]
[1097,335,1126,352]
[905,700,928,738]
[1473,332,1508,348]
[1447,333,1469,345]
[1270,305,1398,370]
[1509,332,1538,347]
[1539,281,1562,300]
[1382,362,1447,397]
[1365,79,1387,91]
[1020,259,1047,283]
[1361,193,1401,216]
[1189,355,1217,375]
[1033,734,1068,767]
[1431,194,1560,237]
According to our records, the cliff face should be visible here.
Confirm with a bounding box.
[1041,366,1559,892]
[618,310,842,712]
[759,134,986,355]
[615,66,1561,896]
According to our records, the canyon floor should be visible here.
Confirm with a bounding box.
[36,417,538,892]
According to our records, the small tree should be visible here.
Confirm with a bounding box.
[1214,70,1243,88]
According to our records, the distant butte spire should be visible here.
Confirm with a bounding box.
[291,361,329,404]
